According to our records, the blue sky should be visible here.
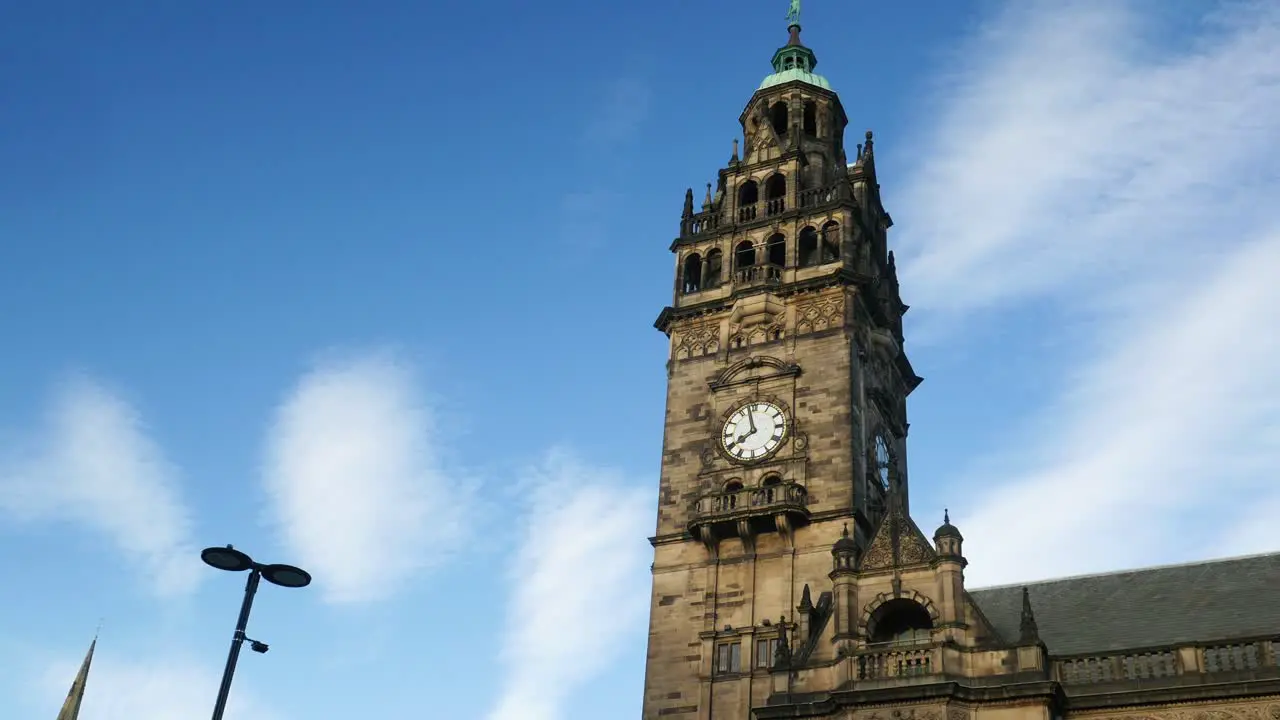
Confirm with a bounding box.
[2,1,1279,718]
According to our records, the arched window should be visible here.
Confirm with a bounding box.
[798,226,819,267]
[757,474,784,505]
[718,480,744,512]
[764,174,786,216]
[803,102,817,137]
[769,101,788,136]
[738,180,759,222]
[766,233,786,268]
[734,240,756,270]
[682,253,703,294]
[820,221,840,262]
[704,249,723,287]
[867,599,934,645]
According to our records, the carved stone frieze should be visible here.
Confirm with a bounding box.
[860,530,894,570]
[1075,702,1280,720]
[855,705,944,720]
[796,295,845,336]
[729,323,785,349]
[674,321,720,360]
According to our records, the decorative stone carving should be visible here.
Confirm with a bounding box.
[860,530,894,570]
[857,706,944,720]
[898,531,934,564]
[796,295,845,336]
[674,321,719,360]
[1078,702,1280,720]
[858,494,936,571]
[946,706,971,720]
[699,446,717,469]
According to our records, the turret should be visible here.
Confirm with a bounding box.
[932,509,968,634]
[829,525,859,645]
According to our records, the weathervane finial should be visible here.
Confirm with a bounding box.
[786,0,802,30]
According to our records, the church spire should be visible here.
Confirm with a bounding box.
[56,634,96,720]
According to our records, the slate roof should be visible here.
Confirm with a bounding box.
[968,551,1280,656]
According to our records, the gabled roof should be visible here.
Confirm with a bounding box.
[969,552,1280,656]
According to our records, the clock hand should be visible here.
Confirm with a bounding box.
[747,407,757,434]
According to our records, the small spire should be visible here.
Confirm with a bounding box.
[702,183,713,210]
[841,523,849,538]
[731,138,740,163]
[682,188,694,218]
[57,634,97,720]
[944,508,950,524]
[1019,587,1041,645]
[798,583,814,612]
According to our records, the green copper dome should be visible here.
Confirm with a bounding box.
[759,68,831,91]
[758,2,832,91]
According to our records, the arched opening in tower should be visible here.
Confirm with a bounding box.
[867,599,934,645]
[764,174,787,216]
[769,101,788,137]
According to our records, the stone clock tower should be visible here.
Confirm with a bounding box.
[643,7,922,718]
[640,6,1280,720]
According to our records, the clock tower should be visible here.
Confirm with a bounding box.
[643,5,922,718]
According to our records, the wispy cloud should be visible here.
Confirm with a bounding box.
[894,0,1280,585]
[261,349,471,604]
[0,375,199,596]
[582,76,651,150]
[484,450,652,720]
[37,650,280,720]
[897,0,1280,328]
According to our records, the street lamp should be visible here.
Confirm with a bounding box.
[201,544,311,720]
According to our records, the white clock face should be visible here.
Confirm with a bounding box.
[721,401,787,461]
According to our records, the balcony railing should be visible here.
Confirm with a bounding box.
[854,644,940,680]
[679,183,845,240]
[733,263,783,287]
[799,184,839,209]
[689,481,809,540]
[682,210,722,237]
[1052,639,1278,685]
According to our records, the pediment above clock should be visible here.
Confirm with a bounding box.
[709,355,800,391]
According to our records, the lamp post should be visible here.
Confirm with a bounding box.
[201,545,311,720]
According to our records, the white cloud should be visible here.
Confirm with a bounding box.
[896,0,1280,328]
[893,0,1280,585]
[262,349,470,604]
[484,450,652,720]
[37,649,281,720]
[0,375,199,596]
